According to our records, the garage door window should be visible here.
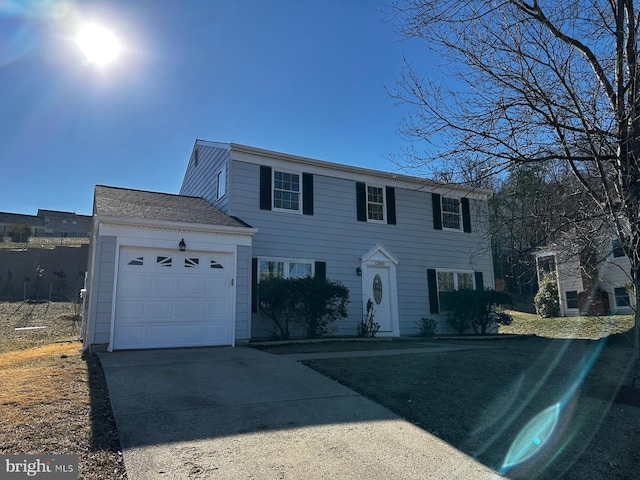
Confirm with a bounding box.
[128,257,144,266]
[211,260,224,269]
[157,256,172,267]
[185,257,199,268]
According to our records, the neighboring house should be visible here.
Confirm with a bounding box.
[535,239,634,316]
[82,140,494,352]
[37,210,92,238]
[0,212,45,239]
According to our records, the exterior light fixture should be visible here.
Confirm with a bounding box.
[179,239,186,251]
[356,267,362,276]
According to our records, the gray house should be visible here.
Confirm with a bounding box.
[82,140,493,351]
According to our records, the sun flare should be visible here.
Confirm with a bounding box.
[76,23,121,66]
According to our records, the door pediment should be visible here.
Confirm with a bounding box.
[361,243,399,266]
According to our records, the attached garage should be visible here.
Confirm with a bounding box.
[82,186,256,352]
[113,248,234,349]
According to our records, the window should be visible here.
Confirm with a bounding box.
[72,220,77,226]
[367,186,385,222]
[210,260,224,269]
[217,166,226,199]
[566,290,578,309]
[258,258,313,282]
[273,170,301,212]
[615,287,630,307]
[128,257,144,266]
[44,218,50,224]
[156,256,172,267]
[62,219,67,225]
[184,258,199,268]
[441,197,461,230]
[612,238,625,258]
[437,270,474,310]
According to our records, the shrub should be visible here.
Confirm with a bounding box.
[258,277,299,340]
[444,289,513,334]
[258,276,350,340]
[295,276,349,338]
[357,298,380,337]
[417,317,437,337]
[534,272,560,318]
[10,224,32,242]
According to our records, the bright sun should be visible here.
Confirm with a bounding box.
[76,24,121,66]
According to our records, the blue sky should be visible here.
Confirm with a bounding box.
[1,0,430,216]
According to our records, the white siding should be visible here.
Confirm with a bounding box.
[180,144,230,212]
[91,235,117,345]
[229,160,494,337]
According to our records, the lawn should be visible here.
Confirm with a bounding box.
[261,314,640,479]
[0,301,126,479]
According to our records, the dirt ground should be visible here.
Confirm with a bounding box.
[0,301,126,479]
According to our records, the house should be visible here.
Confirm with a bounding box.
[37,210,92,238]
[534,238,634,316]
[0,212,45,240]
[0,209,92,240]
[81,140,494,352]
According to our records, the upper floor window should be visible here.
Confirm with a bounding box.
[367,186,385,222]
[62,219,67,225]
[217,165,226,199]
[72,220,77,226]
[273,170,300,212]
[432,193,471,232]
[356,183,396,224]
[441,197,461,230]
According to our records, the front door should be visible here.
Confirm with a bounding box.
[365,266,392,332]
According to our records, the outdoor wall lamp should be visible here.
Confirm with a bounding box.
[179,239,186,251]
[356,267,362,276]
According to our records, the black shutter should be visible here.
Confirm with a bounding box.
[303,173,314,215]
[475,271,484,291]
[251,258,258,312]
[385,186,396,225]
[432,193,442,230]
[462,198,472,233]
[259,166,272,210]
[315,261,326,280]
[356,182,367,221]
[427,269,439,314]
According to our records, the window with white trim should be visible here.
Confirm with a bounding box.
[614,287,630,307]
[441,197,461,230]
[273,170,301,212]
[217,165,226,199]
[258,258,314,282]
[565,290,578,309]
[437,270,474,310]
[367,185,385,222]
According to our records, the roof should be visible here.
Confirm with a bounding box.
[194,139,493,198]
[37,209,92,220]
[93,185,250,229]
[0,212,44,226]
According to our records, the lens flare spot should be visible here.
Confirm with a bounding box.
[501,403,560,473]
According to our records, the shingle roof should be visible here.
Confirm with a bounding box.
[0,212,44,226]
[37,209,92,220]
[94,186,249,229]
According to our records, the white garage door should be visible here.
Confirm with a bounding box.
[113,247,234,350]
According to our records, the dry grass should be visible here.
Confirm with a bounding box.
[500,310,635,339]
[0,303,126,479]
[0,301,82,353]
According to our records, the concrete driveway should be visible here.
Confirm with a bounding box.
[99,347,501,480]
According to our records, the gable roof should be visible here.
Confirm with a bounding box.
[193,139,493,199]
[93,185,249,229]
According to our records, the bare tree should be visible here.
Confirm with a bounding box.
[387,0,640,372]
